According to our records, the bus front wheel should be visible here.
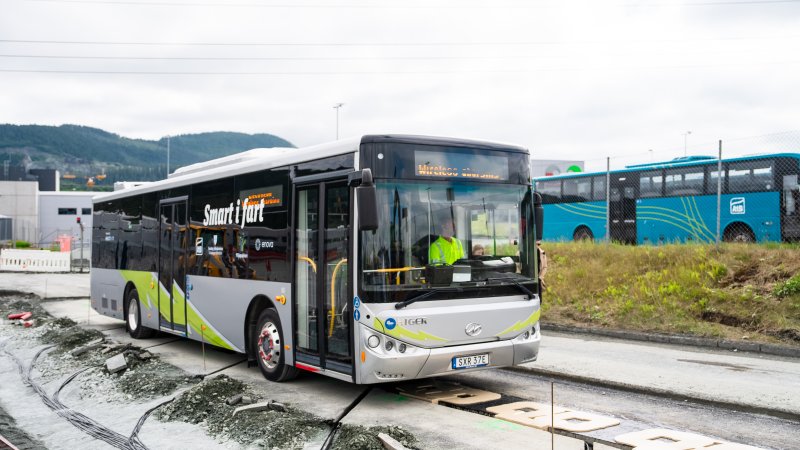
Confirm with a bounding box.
[573,227,594,241]
[723,224,755,243]
[255,309,299,382]
[126,288,155,339]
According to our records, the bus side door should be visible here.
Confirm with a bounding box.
[158,197,188,335]
[609,174,637,244]
[293,177,353,376]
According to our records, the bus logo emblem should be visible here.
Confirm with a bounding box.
[385,318,397,330]
[730,198,745,215]
[465,322,483,337]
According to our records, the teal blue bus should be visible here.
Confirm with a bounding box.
[534,154,800,244]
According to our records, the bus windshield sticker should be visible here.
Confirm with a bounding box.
[414,150,508,181]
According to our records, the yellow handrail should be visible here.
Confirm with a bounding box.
[329,258,348,337]
[298,256,317,273]
[363,266,421,273]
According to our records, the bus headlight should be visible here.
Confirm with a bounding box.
[398,343,407,353]
[385,340,394,351]
[367,335,380,348]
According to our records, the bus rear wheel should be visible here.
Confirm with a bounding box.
[724,224,755,243]
[573,227,594,241]
[126,288,155,339]
[255,308,299,382]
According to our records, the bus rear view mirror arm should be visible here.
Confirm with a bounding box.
[357,168,379,231]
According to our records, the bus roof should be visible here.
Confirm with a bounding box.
[533,152,800,182]
[95,134,528,203]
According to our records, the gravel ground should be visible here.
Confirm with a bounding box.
[0,291,420,450]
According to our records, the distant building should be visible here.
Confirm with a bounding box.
[38,191,95,248]
[0,181,39,244]
[0,163,60,191]
[29,169,60,191]
[531,159,585,178]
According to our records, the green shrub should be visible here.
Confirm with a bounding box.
[14,241,31,248]
[775,275,800,298]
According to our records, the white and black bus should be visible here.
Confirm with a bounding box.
[91,134,544,384]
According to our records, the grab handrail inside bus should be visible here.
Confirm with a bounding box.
[329,258,348,337]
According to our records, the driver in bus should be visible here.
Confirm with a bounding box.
[429,216,465,265]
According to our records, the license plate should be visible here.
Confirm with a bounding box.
[452,353,489,370]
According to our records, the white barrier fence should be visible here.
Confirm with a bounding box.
[0,249,71,273]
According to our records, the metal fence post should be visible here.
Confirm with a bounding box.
[716,140,722,246]
[606,157,611,243]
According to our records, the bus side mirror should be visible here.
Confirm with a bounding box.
[534,192,544,242]
[357,168,379,231]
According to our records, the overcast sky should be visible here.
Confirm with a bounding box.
[1,0,799,172]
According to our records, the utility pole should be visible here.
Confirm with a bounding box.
[77,216,84,273]
[333,103,344,139]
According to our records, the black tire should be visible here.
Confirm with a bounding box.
[126,288,155,339]
[255,308,299,382]
[724,224,755,243]
[573,227,594,241]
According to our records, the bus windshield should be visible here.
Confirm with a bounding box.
[360,180,536,303]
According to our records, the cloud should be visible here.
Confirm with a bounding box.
[1,0,799,168]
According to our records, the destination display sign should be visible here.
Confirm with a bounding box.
[240,185,283,209]
[414,150,509,181]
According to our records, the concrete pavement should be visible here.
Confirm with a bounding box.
[517,331,800,419]
[0,272,90,299]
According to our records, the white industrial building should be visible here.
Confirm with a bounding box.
[0,181,95,252]
[0,181,39,245]
[38,191,96,249]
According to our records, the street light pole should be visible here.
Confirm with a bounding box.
[683,131,692,157]
[333,103,344,139]
[166,135,171,177]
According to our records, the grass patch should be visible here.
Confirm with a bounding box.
[540,241,800,345]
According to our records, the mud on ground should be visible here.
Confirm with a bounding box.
[2,291,421,449]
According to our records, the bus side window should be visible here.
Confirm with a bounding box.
[592,176,606,201]
[785,175,799,215]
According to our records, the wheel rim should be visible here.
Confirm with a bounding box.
[257,321,281,370]
[128,298,138,331]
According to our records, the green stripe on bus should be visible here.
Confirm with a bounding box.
[496,309,541,337]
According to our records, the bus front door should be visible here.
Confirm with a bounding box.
[294,179,353,377]
[609,175,637,244]
[158,198,188,335]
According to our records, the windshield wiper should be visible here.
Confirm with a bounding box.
[394,287,460,309]
[487,277,537,300]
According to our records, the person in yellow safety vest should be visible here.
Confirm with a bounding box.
[428,217,465,265]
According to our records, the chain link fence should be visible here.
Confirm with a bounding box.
[536,131,800,244]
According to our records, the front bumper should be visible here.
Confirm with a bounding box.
[356,322,540,384]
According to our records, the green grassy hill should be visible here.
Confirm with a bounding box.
[0,124,294,189]
[541,242,800,346]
